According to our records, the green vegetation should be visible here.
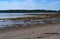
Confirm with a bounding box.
[0,10,59,13]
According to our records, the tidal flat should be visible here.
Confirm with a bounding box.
[0,13,60,39]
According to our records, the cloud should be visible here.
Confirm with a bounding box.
[0,0,40,10]
[0,0,60,10]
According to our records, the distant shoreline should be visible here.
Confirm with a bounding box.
[0,10,59,13]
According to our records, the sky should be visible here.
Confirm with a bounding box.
[0,0,60,10]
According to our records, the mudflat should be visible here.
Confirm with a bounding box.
[0,23,60,39]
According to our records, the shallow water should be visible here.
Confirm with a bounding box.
[0,13,58,18]
[0,19,46,28]
[0,13,59,28]
[0,18,60,28]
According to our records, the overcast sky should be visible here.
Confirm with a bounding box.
[0,0,60,10]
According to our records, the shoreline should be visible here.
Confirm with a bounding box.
[0,23,60,39]
[0,16,60,32]
[0,23,58,33]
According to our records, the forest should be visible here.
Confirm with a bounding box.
[0,10,60,13]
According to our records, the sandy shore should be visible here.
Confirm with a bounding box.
[0,23,60,39]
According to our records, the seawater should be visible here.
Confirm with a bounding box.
[0,13,58,18]
[0,13,59,28]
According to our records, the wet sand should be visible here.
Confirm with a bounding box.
[0,14,60,39]
[0,23,60,39]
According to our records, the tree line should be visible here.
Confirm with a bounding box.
[0,10,60,13]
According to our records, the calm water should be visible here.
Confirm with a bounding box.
[0,13,58,18]
[0,13,59,29]
[0,13,27,18]
[0,13,46,18]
